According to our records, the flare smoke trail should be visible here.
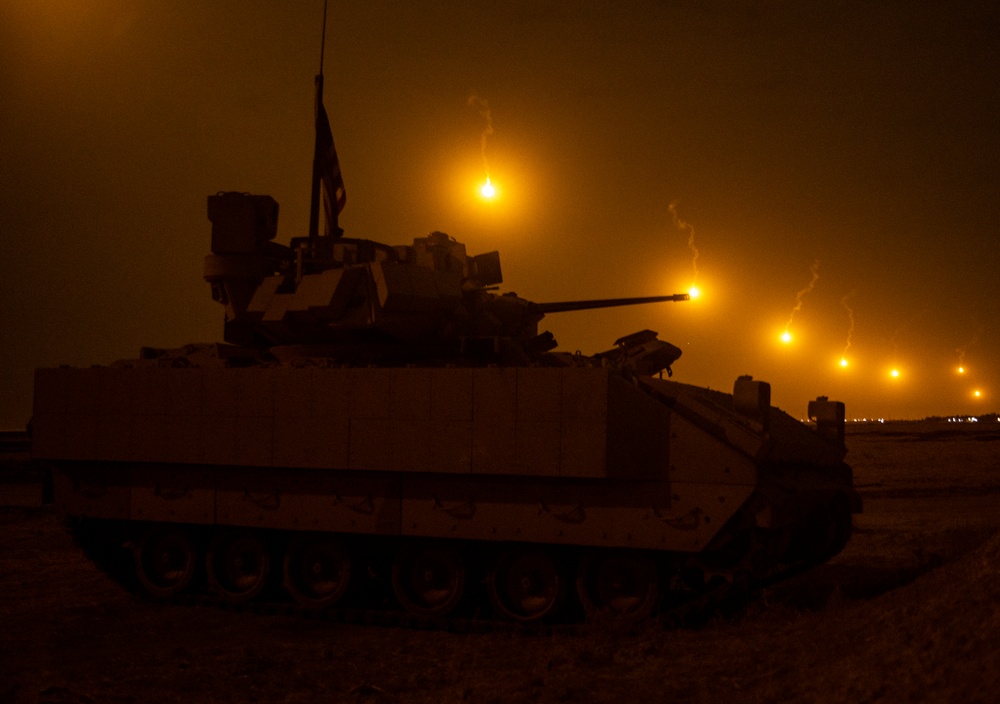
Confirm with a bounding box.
[841,291,856,358]
[784,260,820,333]
[467,92,494,179]
[669,201,699,283]
[956,324,984,368]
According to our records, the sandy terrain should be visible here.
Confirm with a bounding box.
[3,420,1000,703]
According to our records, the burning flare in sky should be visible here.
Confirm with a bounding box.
[468,92,495,198]
[479,177,495,199]
[956,323,984,374]
[840,291,856,366]
[781,259,820,343]
[669,201,700,298]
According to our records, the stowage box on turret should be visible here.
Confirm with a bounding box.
[31,191,861,623]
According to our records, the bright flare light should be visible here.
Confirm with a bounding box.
[839,357,849,368]
[958,366,965,374]
[688,285,701,300]
[974,389,982,398]
[890,368,900,378]
[780,331,792,344]
[479,177,496,199]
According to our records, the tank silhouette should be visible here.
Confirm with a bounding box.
[30,189,860,623]
[30,52,862,623]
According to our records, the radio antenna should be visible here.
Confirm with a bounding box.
[318,0,328,77]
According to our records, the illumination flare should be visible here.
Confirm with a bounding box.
[840,290,855,365]
[468,92,495,196]
[669,201,700,295]
[480,177,496,199]
[887,308,927,379]
[782,259,820,341]
[956,323,984,373]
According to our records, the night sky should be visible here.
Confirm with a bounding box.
[2,1,998,428]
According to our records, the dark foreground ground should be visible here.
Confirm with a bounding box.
[3,421,1000,703]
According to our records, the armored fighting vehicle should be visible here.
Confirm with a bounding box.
[31,189,860,623]
[31,59,860,622]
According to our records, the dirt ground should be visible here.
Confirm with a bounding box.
[3,420,1000,703]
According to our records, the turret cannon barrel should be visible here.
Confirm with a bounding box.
[533,293,690,314]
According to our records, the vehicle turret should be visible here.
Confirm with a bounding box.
[203,191,688,369]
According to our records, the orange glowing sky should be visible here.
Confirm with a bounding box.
[1,1,998,424]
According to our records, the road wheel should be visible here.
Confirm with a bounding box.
[576,553,659,622]
[391,542,466,618]
[284,535,353,608]
[134,526,197,598]
[207,530,272,602]
[488,548,564,622]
